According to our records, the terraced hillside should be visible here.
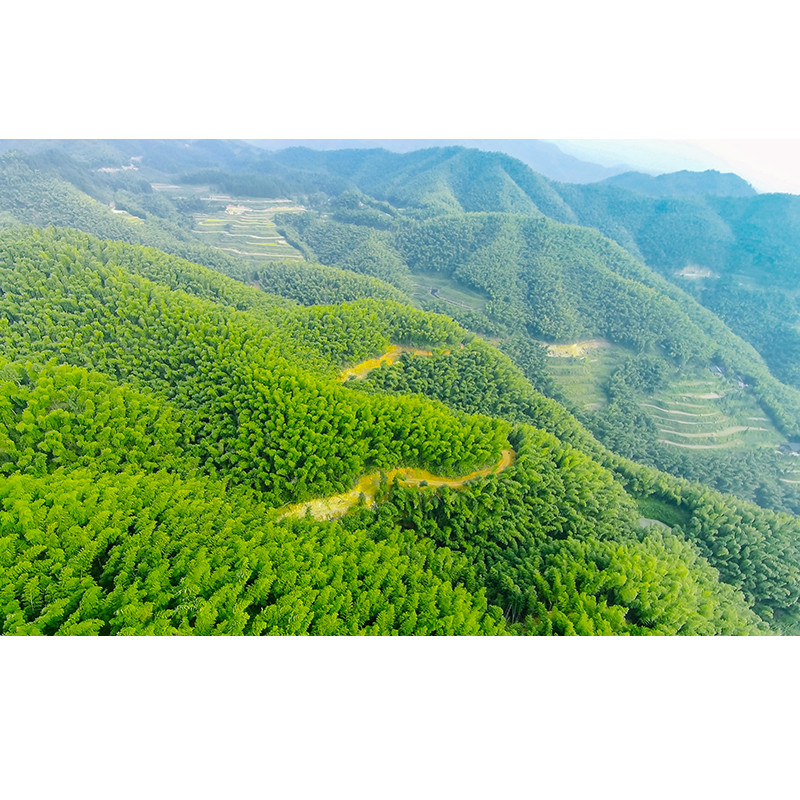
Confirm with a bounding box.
[779,459,800,486]
[191,195,305,262]
[543,339,630,411]
[410,272,489,313]
[647,372,782,451]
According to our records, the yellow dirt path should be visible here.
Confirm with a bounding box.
[338,345,442,382]
[278,448,516,522]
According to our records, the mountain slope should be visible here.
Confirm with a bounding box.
[4,141,800,507]
[254,145,800,389]
[4,141,800,633]
[0,226,775,634]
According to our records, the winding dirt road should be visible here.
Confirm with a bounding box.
[278,448,516,522]
[277,346,517,521]
[337,345,439,382]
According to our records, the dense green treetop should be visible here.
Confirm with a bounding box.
[357,341,800,631]
[0,225,777,635]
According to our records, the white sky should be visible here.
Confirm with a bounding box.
[551,140,800,194]
[6,5,800,195]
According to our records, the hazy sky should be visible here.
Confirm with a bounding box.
[551,140,800,194]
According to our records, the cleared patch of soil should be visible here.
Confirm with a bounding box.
[546,339,611,358]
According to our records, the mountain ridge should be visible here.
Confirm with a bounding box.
[598,169,757,197]
[245,139,634,184]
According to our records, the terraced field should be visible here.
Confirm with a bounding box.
[543,342,789,459]
[192,196,305,262]
[544,339,630,411]
[646,374,783,451]
[776,452,800,486]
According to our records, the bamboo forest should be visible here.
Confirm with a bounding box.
[3,139,800,635]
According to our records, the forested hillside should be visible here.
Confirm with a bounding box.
[1,226,787,635]
[0,150,257,282]
[274,202,800,508]
[3,140,800,635]
[599,169,757,198]
[258,146,800,394]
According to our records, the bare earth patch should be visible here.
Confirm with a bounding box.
[675,265,719,279]
[546,339,611,358]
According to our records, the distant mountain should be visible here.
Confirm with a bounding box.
[245,139,632,184]
[256,145,800,396]
[599,169,757,198]
[0,138,267,175]
[6,138,800,413]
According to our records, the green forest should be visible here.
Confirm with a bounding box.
[2,139,800,635]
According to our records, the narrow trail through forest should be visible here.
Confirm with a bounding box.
[337,345,441,382]
[278,448,516,522]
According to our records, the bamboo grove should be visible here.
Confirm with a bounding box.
[0,226,788,634]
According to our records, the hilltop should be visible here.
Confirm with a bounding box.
[598,169,757,198]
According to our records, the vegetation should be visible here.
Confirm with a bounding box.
[3,139,800,635]
[357,342,800,631]
[0,225,777,635]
